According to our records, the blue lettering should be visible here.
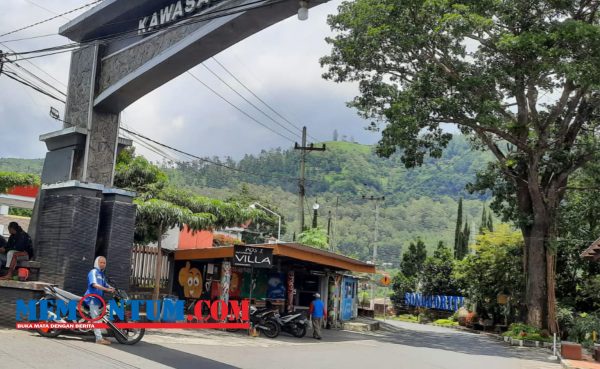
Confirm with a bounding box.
[146,300,161,321]
[130,300,143,321]
[16,300,37,321]
[55,300,78,320]
[162,299,185,321]
[109,299,126,320]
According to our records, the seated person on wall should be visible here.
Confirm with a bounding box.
[0,222,34,277]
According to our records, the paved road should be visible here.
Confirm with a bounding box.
[0,321,561,369]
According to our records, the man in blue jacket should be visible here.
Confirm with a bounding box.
[309,293,326,340]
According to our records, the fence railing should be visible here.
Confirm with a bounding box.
[130,245,170,292]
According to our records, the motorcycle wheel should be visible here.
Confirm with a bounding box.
[37,328,61,338]
[113,327,145,345]
[292,325,307,338]
[261,320,280,339]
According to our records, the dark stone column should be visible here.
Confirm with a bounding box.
[96,191,136,291]
[35,183,103,294]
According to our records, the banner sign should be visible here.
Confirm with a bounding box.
[233,245,273,268]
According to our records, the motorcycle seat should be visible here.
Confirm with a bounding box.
[53,287,83,302]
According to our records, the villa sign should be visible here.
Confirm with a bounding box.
[233,245,273,268]
[138,0,223,35]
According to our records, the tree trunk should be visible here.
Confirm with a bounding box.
[152,223,163,318]
[547,250,558,333]
[524,220,547,329]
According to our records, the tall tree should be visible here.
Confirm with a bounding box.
[321,0,600,330]
[401,239,427,278]
[479,205,488,234]
[421,241,460,296]
[454,197,463,257]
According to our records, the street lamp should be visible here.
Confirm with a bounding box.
[250,202,281,242]
[312,202,319,228]
[298,0,308,21]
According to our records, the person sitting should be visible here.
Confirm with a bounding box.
[0,222,33,278]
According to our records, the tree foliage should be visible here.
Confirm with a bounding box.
[298,227,329,249]
[454,224,525,323]
[400,239,427,277]
[421,242,461,296]
[321,0,600,329]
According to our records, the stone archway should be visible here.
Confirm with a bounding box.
[32,0,326,292]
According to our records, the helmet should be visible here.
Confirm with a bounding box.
[314,293,320,298]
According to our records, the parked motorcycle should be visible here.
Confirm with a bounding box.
[36,281,145,345]
[226,305,281,338]
[275,311,309,338]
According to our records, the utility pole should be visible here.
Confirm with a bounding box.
[0,50,4,77]
[327,210,332,250]
[294,126,325,234]
[362,194,385,309]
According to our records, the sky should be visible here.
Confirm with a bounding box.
[0,0,381,161]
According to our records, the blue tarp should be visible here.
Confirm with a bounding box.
[404,293,464,311]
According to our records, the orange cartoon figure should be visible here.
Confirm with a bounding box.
[178,262,203,298]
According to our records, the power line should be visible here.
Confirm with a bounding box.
[0,41,68,88]
[211,57,313,138]
[0,0,102,39]
[186,70,296,142]
[2,69,65,103]
[119,126,303,182]
[201,62,302,140]
[0,33,58,43]
[3,0,286,59]
[9,62,66,97]
[24,0,73,21]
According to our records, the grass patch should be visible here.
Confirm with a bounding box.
[390,314,419,323]
[434,319,458,326]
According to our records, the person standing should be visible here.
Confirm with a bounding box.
[84,256,115,345]
[309,293,327,340]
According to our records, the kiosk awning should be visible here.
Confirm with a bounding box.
[174,242,376,274]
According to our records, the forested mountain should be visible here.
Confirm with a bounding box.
[163,135,493,265]
[0,136,493,266]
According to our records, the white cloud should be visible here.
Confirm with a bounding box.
[0,0,379,162]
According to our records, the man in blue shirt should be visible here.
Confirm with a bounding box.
[85,256,114,345]
[309,293,326,340]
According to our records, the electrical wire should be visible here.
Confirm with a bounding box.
[0,41,68,88]
[2,70,65,103]
[201,62,302,140]
[3,0,287,59]
[210,57,309,138]
[24,0,73,21]
[186,70,296,142]
[0,0,102,39]
[119,125,301,181]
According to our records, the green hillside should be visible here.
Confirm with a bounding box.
[0,136,493,266]
[164,135,493,264]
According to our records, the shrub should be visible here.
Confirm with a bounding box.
[501,323,551,342]
[568,313,600,348]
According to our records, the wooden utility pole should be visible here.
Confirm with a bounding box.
[294,126,325,234]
